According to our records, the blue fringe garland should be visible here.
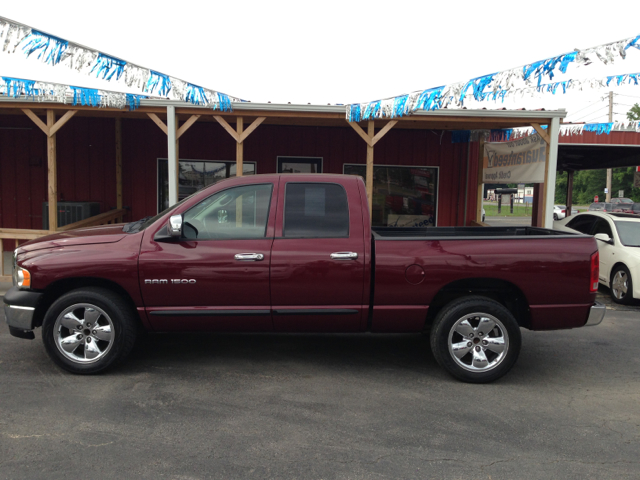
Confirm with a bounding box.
[626,35,640,50]
[2,77,36,97]
[583,123,613,135]
[415,86,445,111]
[393,95,409,117]
[126,94,144,110]
[347,104,361,123]
[71,87,101,107]
[451,130,471,143]
[362,100,380,119]
[91,53,126,81]
[22,30,68,65]
[145,71,172,96]
[461,74,495,102]
[185,83,208,105]
[217,93,232,112]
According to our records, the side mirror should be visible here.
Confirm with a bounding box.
[168,214,183,237]
[594,233,613,245]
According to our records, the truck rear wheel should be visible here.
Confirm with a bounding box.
[430,296,521,383]
[42,287,137,374]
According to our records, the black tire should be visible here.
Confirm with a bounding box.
[42,287,138,374]
[430,296,521,383]
[553,213,558,221]
[610,265,634,305]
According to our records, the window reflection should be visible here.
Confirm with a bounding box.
[158,159,255,212]
[344,165,438,227]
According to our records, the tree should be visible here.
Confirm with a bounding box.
[628,103,640,121]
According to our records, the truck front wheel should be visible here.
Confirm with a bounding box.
[42,287,138,374]
[430,296,521,383]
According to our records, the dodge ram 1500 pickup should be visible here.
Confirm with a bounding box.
[4,174,606,382]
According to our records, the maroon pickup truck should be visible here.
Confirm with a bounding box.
[4,174,605,382]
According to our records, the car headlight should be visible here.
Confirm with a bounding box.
[12,252,31,289]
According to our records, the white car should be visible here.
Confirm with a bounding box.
[554,211,640,304]
[553,205,579,221]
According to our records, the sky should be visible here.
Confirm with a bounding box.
[2,0,640,124]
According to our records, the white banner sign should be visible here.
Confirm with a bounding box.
[483,134,547,184]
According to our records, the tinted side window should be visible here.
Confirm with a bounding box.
[566,215,596,234]
[592,219,613,237]
[284,183,349,238]
[183,184,273,240]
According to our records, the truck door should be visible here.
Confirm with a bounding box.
[139,181,277,332]
[270,178,367,332]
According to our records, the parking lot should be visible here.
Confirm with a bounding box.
[1,289,639,480]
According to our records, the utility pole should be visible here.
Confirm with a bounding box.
[606,91,613,202]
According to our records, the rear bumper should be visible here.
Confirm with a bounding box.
[585,301,606,327]
[3,287,43,338]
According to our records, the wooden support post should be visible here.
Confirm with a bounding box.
[115,117,123,222]
[47,110,57,231]
[346,119,397,224]
[366,121,374,217]
[236,117,244,177]
[566,170,574,218]
[213,116,266,177]
[476,136,485,223]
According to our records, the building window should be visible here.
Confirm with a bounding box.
[157,159,256,212]
[277,157,322,174]
[343,164,439,228]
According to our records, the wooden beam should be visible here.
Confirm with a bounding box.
[476,137,486,223]
[238,117,266,143]
[366,121,374,220]
[47,110,57,232]
[531,123,550,145]
[214,115,240,142]
[371,120,398,146]
[147,113,168,135]
[236,117,244,177]
[540,131,551,226]
[48,110,77,137]
[115,117,123,222]
[176,114,200,139]
[22,109,49,135]
[57,209,128,232]
[348,121,373,147]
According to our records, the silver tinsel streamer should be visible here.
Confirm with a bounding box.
[60,45,98,74]
[99,91,127,109]
[123,64,149,90]
[0,20,31,54]
[169,77,187,101]
[33,82,69,103]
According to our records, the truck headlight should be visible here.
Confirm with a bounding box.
[13,265,31,289]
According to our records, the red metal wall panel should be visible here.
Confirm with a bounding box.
[1,114,479,254]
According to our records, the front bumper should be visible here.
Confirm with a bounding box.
[585,301,606,326]
[3,287,43,339]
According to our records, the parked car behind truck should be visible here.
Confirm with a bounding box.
[4,174,605,383]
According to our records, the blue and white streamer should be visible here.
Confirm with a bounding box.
[347,32,640,122]
[0,16,243,110]
[489,121,640,143]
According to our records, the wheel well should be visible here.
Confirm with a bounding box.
[425,278,531,330]
[610,262,629,282]
[33,278,141,329]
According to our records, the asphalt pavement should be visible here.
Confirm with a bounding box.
[1,289,639,479]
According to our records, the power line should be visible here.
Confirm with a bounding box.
[568,99,608,117]
[614,94,640,100]
[571,106,609,122]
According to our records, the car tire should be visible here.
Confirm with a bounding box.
[553,213,558,221]
[610,265,634,305]
[430,296,521,383]
[42,287,138,374]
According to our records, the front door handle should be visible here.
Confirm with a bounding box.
[330,252,358,260]
[235,253,264,261]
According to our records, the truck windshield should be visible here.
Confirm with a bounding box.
[614,221,640,247]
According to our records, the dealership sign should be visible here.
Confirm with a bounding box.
[483,134,547,184]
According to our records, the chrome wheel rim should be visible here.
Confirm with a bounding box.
[612,271,628,300]
[54,303,115,364]
[447,313,509,372]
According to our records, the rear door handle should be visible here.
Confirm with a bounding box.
[235,253,264,261]
[330,252,358,260]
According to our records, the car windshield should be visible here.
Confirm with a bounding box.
[614,221,640,246]
[556,205,566,209]
[613,198,634,204]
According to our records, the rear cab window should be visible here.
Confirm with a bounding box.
[283,183,349,238]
